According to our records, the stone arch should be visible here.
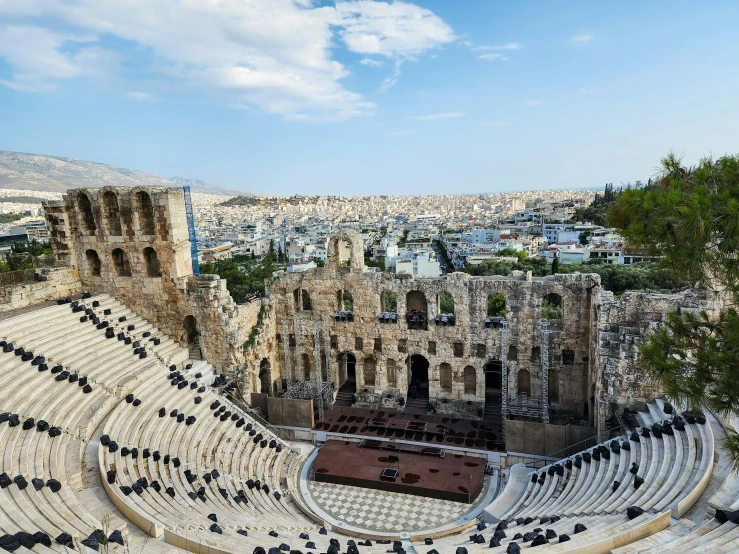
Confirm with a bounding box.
[301,353,311,380]
[293,288,311,311]
[363,357,376,387]
[111,248,131,277]
[406,290,428,329]
[439,363,453,393]
[76,192,96,235]
[437,291,455,314]
[518,368,531,396]
[102,191,122,236]
[327,229,365,270]
[259,359,271,395]
[542,292,563,321]
[381,290,397,312]
[143,247,160,277]
[338,289,353,311]
[508,345,518,361]
[487,292,506,317]
[407,354,429,399]
[337,352,357,392]
[183,315,198,345]
[135,190,156,235]
[463,365,477,395]
[85,249,101,277]
[386,359,396,387]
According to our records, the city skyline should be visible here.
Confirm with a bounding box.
[1,1,738,195]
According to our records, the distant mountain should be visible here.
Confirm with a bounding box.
[0,150,252,196]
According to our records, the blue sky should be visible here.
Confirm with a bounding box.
[1,0,738,195]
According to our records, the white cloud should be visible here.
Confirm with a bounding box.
[478,53,508,61]
[126,91,155,101]
[471,42,520,51]
[525,99,543,106]
[569,33,593,44]
[0,0,455,120]
[408,112,463,121]
[360,58,384,67]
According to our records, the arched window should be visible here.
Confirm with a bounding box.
[406,290,427,329]
[293,288,311,311]
[85,249,101,277]
[487,293,506,317]
[549,372,560,403]
[386,359,396,387]
[143,247,160,277]
[338,289,353,311]
[542,293,563,321]
[518,369,531,396]
[439,363,453,393]
[381,290,397,312]
[76,193,96,235]
[111,248,131,277]
[135,191,156,235]
[102,191,122,236]
[463,366,477,395]
[364,358,376,387]
[508,345,518,361]
[301,353,311,380]
[437,291,454,314]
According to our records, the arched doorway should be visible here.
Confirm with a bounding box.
[483,359,504,436]
[337,352,356,393]
[259,359,271,395]
[407,354,429,400]
[184,315,198,344]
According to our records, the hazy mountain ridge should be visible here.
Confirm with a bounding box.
[0,151,250,196]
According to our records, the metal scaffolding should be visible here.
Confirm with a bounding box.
[281,319,291,383]
[313,321,322,381]
[284,379,332,422]
[293,315,303,380]
[500,318,509,430]
[541,320,552,424]
[182,185,200,275]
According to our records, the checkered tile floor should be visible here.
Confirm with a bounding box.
[306,476,489,532]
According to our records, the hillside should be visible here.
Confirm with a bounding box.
[0,150,250,196]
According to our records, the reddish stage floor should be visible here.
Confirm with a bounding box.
[312,440,485,503]
[313,406,505,451]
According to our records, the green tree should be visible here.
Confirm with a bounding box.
[312,257,325,267]
[609,152,739,468]
[551,256,560,275]
[487,293,506,317]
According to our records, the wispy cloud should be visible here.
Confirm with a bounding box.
[377,60,403,93]
[408,112,463,121]
[478,53,508,61]
[388,130,413,136]
[360,58,384,67]
[524,99,543,106]
[569,33,593,44]
[471,42,520,51]
[126,91,155,101]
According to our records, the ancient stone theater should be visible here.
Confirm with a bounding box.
[0,186,733,553]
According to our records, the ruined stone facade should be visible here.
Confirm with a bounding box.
[34,187,724,436]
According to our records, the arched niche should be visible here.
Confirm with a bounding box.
[85,249,101,277]
[293,288,311,311]
[259,359,271,395]
[76,192,96,235]
[439,363,453,393]
[102,191,122,236]
[143,247,160,277]
[301,353,311,380]
[363,357,376,387]
[463,366,477,395]
[518,369,531,396]
[135,190,156,235]
[386,359,396,387]
[326,230,365,270]
[111,248,131,277]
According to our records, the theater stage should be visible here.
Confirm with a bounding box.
[311,440,485,504]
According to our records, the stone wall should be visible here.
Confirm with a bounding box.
[269,263,599,417]
[592,288,724,433]
[0,267,82,313]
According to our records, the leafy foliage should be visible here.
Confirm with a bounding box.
[200,253,276,303]
[487,293,506,317]
[438,291,454,314]
[609,153,739,466]
[0,213,23,224]
[542,293,562,320]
